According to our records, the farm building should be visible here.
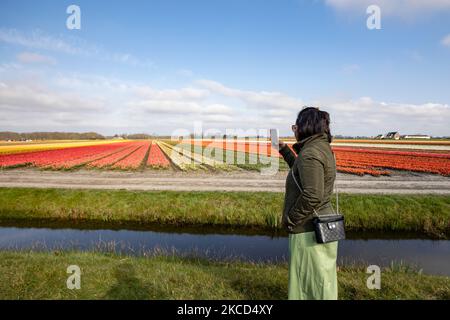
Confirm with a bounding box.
[382,132,401,140]
[375,132,400,140]
[402,135,431,139]
[375,132,432,140]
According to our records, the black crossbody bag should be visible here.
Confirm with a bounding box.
[290,158,346,244]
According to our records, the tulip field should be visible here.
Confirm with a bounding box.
[178,139,450,176]
[332,147,450,176]
[0,139,449,176]
[0,141,155,171]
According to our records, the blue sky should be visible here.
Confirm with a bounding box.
[1,0,450,136]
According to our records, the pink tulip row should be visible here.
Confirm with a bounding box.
[147,142,171,168]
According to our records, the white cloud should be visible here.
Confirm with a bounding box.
[53,73,133,92]
[126,95,234,119]
[202,114,234,123]
[0,82,105,113]
[0,66,448,136]
[126,85,231,119]
[441,34,450,47]
[202,104,233,115]
[111,53,154,68]
[17,52,56,65]
[0,28,94,55]
[324,97,450,136]
[196,79,303,111]
[0,28,153,68]
[325,0,450,17]
[127,100,203,114]
[264,108,295,117]
[133,86,209,100]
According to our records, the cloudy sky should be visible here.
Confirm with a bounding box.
[0,0,450,137]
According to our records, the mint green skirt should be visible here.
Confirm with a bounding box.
[288,231,338,300]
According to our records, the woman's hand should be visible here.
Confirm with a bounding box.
[279,140,287,149]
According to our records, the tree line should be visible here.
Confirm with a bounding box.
[0,132,165,141]
[0,131,106,141]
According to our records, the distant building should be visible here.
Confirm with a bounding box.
[375,132,432,140]
[402,135,431,139]
[385,132,400,140]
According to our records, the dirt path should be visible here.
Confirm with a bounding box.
[0,168,449,194]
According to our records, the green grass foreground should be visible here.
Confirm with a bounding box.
[0,251,448,300]
[0,188,449,237]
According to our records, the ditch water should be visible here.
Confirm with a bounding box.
[0,226,449,276]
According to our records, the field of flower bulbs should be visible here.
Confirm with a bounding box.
[179,139,450,176]
[332,147,450,176]
[0,139,449,176]
[0,141,159,171]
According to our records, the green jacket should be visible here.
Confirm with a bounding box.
[279,133,336,234]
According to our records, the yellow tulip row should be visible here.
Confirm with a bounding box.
[0,140,127,155]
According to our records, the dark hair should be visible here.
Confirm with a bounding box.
[295,106,332,143]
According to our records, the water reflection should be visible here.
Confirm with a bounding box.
[0,227,448,276]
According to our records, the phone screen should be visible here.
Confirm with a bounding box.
[270,129,279,149]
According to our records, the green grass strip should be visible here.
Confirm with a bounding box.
[0,251,448,299]
[0,188,449,237]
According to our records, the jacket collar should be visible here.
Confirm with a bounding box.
[292,133,328,154]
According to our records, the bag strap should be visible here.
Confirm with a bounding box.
[290,168,302,191]
[290,169,319,217]
[333,153,339,214]
[290,154,339,216]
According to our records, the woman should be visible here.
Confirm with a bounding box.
[279,106,338,300]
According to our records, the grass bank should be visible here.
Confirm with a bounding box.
[0,250,448,300]
[0,188,449,238]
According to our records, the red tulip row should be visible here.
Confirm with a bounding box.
[334,149,450,176]
[43,144,134,170]
[147,142,170,168]
[336,166,390,176]
[332,147,450,159]
[111,142,152,170]
[86,145,141,169]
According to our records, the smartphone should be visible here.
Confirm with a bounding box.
[270,129,279,150]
